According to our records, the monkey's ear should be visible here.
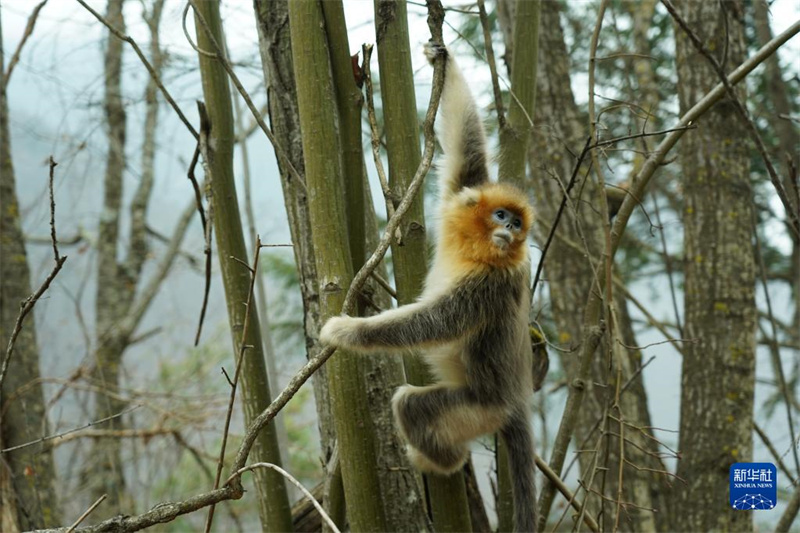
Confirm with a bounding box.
[455,187,480,207]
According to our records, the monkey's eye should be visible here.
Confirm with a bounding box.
[513,218,522,229]
[494,210,506,220]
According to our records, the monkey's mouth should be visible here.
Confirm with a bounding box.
[492,230,512,250]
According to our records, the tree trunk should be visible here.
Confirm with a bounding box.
[87,0,131,514]
[235,95,295,502]
[373,2,472,530]
[673,1,756,531]
[494,1,661,529]
[323,3,430,530]
[252,0,337,466]
[192,2,293,530]
[0,5,62,529]
[288,1,387,530]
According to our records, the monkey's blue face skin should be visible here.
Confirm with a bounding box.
[491,208,524,250]
[491,208,524,232]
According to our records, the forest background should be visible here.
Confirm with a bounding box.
[1,0,799,531]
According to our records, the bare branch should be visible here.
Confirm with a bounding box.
[203,235,264,531]
[534,454,599,532]
[73,0,199,139]
[476,0,505,128]
[3,0,49,82]
[1,157,67,393]
[185,0,306,190]
[1,406,139,454]
[776,480,800,532]
[194,101,213,346]
[225,463,341,533]
[660,0,800,235]
[66,495,107,533]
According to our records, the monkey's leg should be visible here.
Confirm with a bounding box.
[392,385,507,474]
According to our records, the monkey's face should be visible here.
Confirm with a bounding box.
[441,183,533,270]
[489,208,525,251]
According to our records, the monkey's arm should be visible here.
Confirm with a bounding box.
[320,279,498,352]
[425,43,489,195]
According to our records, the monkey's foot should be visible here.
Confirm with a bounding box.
[406,445,467,476]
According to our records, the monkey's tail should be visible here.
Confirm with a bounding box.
[501,405,538,532]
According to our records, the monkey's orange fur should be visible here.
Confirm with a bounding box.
[439,183,534,272]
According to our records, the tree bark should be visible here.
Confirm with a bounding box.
[373,3,472,530]
[494,1,661,529]
[252,0,337,465]
[322,3,430,530]
[235,95,294,502]
[288,1,388,530]
[192,2,293,530]
[672,1,756,531]
[0,4,62,529]
[86,0,131,514]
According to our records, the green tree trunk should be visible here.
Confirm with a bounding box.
[192,2,293,531]
[0,4,62,529]
[373,2,471,530]
[322,2,430,530]
[288,1,387,530]
[252,0,337,465]
[672,1,756,531]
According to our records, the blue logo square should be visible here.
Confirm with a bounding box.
[729,462,777,510]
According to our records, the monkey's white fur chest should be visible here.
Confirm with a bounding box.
[417,257,472,387]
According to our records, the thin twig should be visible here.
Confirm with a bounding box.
[203,235,265,533]
[362,44,398,235]
[225,463,341,533]
[187,145,207,232]
[534,454,599,532]
[3,0,49,82]
[186,0,306,191]
[591,124,696,148]
[754,422,796,484]
[476,0,505,128]
[0,262,67,387]
[616,338,696,351]
[48,157,60,261]
[532,137,591,295]
[371,272,398,300]
[660,0,800,236]
[73,0,198,139]
[650,191,683,337]
[66,494,107,533]
[753,218,800,478]
[194,102,213,346]
[0,158,68,394]
[1,406,140,454]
